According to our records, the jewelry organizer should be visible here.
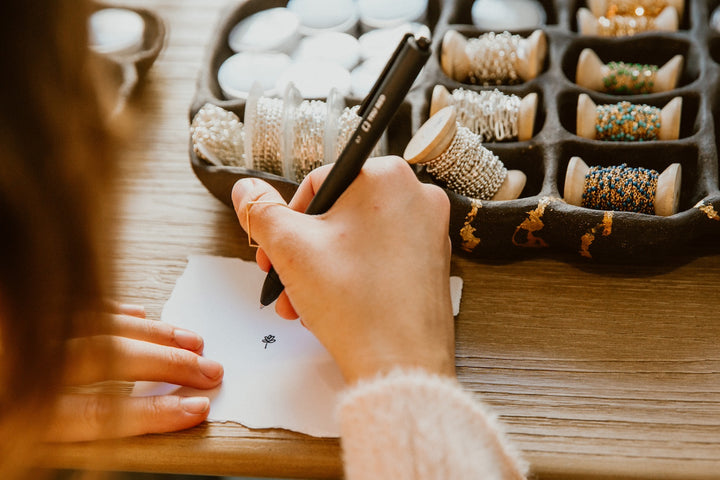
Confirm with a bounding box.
[189,0,720,261]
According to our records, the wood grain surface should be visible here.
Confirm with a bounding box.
[41,1,720,478]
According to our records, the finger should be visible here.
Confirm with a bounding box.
[103,300,146,318]
[287,163,335,212]
[101,314,204,354]
[231,178,308,253]
[45,394,210,442]
[63,336,223,389]
[275,291,299,320]
[256,247,272,272]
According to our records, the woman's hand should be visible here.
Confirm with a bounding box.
[232,157,455,384]
[45,304,224,442]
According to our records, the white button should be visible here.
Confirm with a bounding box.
[294,32,361,70]
[228,8,300,53]
[276,60,351,98]
[351,58,388,97]
[358,23,431,63]
[218,52,292,99]
[89,8,145,56]
[287,0,358,34]
[357,0,428,29]
[471,0,546,30]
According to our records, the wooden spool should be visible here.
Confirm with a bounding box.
[576,93,682,140]
[403,106,527,201]
[587,0,684,20]
[577,6,678,35]
[429,85,538,141]
[564,156,681,216]
[440,29,547,83]
[576,48,683,93]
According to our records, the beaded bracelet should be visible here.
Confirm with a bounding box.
[602,61,658,94]
[582,163,658,214]
[466,32,521,85]
[447,88,521,142]
[291,99,326,182]
[595,101,661,141]
[191,103,245,167]
[424,125,507,200]
[596,14,655,36]
[604,0,668,17]
[252,96,285,176]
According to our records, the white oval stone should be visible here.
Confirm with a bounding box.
[218,52,292,99]
[89,8,145,56]
[228,8,300,53]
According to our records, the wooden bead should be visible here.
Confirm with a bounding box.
[564,156,681,216]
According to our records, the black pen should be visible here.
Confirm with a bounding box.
[259,33,431,306]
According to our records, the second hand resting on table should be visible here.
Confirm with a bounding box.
[232,156,456,384]
[47,303,224,442]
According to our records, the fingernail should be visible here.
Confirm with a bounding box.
[174,329,203,351]
[232,178,256,208]
[181,396,210,414]
[198,357,224,380]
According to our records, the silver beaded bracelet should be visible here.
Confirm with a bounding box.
[449,88,520,142]
[424,125,507,200]
[466,31,521,86]
[190,103,245,167]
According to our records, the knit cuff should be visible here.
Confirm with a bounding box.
[337,368,528,480]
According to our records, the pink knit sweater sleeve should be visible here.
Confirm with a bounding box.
[337,369,528,480]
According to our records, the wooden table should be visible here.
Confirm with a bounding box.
[43,1,720,478]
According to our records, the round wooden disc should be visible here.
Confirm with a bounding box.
[577,8,598,35]
[430,84,452,117]
[518,92,538,141]
[655,163,682,216]
[564,156,590,206]
[655,55,683,92]
[659,96,682,140]
[404,106,457,165]
[576,93,597,140]
[441,30,470,81]
[655,6,679,32]
[576,48,605,91]
[491,170,526,201]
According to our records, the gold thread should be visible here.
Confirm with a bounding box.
[694,201,720,221]
[512,197,553,248]
[579,211,614,259]
[459,199,483,252]
[246,200,287,247]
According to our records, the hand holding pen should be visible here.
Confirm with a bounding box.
[257,33,431,307]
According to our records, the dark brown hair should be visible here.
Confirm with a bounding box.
[0,0,115,471]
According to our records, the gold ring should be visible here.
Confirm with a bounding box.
[245,200,287,247]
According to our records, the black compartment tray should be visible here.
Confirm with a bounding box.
[190,0,720,261]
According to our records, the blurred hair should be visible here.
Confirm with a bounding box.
[0,0,116,474]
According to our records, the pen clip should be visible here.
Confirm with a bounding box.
[357,32,414,117]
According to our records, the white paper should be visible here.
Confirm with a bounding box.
[136,255,463,438]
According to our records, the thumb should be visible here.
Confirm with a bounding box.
[232,178,305,253]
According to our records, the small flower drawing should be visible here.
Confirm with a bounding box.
[262,335,276,349]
